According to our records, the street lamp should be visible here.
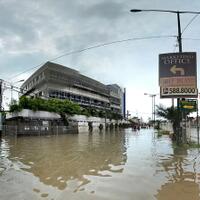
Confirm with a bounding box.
[130,9,200,106]
[130,9,200,52]
[144,93,157,126]
[131,8,200,140]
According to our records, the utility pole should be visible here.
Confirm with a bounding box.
[177,12,182,53]
[177,11,182,144]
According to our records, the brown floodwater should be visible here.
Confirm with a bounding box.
[0,128,200,200]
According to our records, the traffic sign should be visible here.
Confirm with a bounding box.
[180,99,197,112]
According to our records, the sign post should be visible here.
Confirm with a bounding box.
[159,52,198,144]
[159,52,197,98]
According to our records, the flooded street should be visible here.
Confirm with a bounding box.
[1,128,200,200]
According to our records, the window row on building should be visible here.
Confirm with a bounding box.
[23,72,45,92]
[48,89,110,109]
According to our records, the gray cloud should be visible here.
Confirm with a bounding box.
[81,0,126,20]
[1,0,200,118]
[1,0,200,78]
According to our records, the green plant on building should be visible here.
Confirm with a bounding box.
[9,96,123,120]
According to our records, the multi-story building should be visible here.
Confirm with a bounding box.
[107,84,124,115]
[20,62,126,116]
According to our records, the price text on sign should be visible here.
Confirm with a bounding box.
[161,87,198,98]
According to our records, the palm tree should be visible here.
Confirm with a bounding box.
[156,104,183,144]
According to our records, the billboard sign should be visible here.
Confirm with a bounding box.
[159,52,197,98]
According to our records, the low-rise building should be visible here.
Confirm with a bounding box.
[20,62,126,117]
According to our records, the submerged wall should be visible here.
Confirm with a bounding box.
[5,109,130,135]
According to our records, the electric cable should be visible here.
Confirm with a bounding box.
[182,37,200,40]
[182,14,200,34]
[8,35,175,81]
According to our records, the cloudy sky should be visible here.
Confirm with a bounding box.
[1,0,200,120]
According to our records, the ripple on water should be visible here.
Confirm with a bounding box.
[1,130,200,200]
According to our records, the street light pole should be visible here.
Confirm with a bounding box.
[177,12,182,53]
[130,9,200,14]
[153,95,156,123]
[131,8,200,142]
[144,93,157,127]
[176,11,182,143]
[130,9,200,50]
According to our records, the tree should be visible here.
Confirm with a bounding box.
[10,96,81,115]
[9,100,22,112]
[156,104,181,143]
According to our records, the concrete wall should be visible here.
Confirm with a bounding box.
[160,122,173,133]
[6,109,61,120]
[160,121,192,141]
[70,114,128,132]
[6,109,130,133]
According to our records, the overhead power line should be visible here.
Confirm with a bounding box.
[173,37,200,52]
[182,14,200,34]
[172,13,200,52]
[182,37,200,40]
[8,35,175,81]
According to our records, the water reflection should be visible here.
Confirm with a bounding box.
[155,146,200,200]
[6,130,127,190]
[0,138,10,159]
[1,129,200,199]
[0,138,10,174]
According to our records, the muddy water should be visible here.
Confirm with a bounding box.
[0,128,200,200]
